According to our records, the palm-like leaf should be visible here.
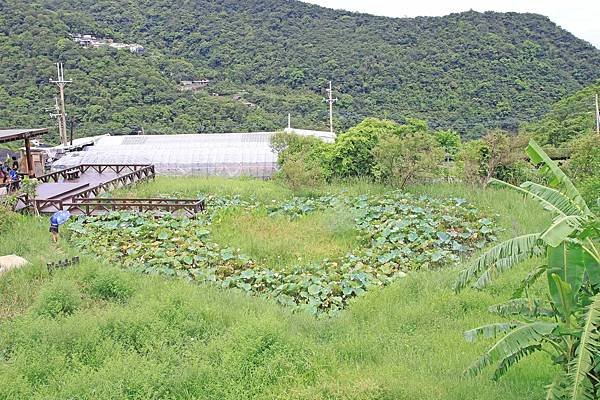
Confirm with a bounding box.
[489,298,554,318]
[546,376,566,400]
[512,264,547,298]
[567,294,600,400]
[464,321,558,379]
[541,216,586,247]
[464,322,520,343]
[454,233,544,292]
[490,179,572,218]
[526,140,590,215]
[521,181,587,217]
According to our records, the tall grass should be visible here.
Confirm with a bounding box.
[211,206,359,268]
[0,178,555,399]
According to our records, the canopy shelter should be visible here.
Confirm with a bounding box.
[0,128,48,177]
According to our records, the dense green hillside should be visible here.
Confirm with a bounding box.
[522,79,600,146]
[1,0,599,140]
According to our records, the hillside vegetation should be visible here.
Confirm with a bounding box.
[1,0,599,139]
[522,79,600,145]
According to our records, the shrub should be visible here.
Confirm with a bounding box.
[278,151,326,191]
[330,117,432,179]
[34,281,81,318]
[84,269,134,303]
[457,131,529,185]
[371,132,445,188]
[434,129,462,157]
[566,133,600,179]
[330,118,408,178]
[566,134,600,211]
[578,176,600,211]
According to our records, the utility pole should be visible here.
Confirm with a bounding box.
[595,94,599,135]
[68,115,78,146]
[323,81,338,134]
[49,97,62,136]
[50,63,71,145]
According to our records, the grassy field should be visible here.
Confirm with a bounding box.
[0,178,555,399]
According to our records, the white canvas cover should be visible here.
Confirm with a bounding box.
[51,132,294,177]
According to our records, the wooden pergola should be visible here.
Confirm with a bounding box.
[0,128,48,177]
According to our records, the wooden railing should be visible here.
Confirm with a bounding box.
[18,164,205,216]
[37,164,153,183]
[62,198,205,217]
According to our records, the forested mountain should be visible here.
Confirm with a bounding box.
[1,0,599,140]
[522,79,600,146]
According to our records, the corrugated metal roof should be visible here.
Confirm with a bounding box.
[0,128,48,144]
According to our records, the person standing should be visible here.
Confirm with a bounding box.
[49,213,60,243]
[8,167,19,192]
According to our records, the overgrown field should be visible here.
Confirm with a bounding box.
[73,187,498,315]
[0,178,555,399]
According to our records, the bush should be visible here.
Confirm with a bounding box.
[565,134,600,211]
[371,132,445,188]
[330,118,409,178]
[278,151,326,191]
[456,131,529,185]
[434,129,462,157]
[566,133,600,179]
[84,269,134,303]
[34,281,81,318]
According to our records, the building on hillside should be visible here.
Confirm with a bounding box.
[178,80,210,91]
[51,129,335,178]
[71,34,145,54]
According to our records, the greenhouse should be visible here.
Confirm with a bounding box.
[52,129,334,177]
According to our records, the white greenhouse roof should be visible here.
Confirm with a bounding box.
[52,130,333,177]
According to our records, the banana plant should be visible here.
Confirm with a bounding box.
[455,140,600,399]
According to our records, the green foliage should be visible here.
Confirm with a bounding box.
[270,131,331,189]
[456,131,530,185]
[435,129,462,156]
[330,118,401,177]
[566,134,600,211]
[4,1,599,139]
[278,151,327,191]
[33,280,81,318]
[371,131,445,188]
[83,269,134,303]
[523,80,600,146]
[67,191,497,316]
[456,139,600,397]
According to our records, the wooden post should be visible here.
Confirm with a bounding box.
[24,137,34,177]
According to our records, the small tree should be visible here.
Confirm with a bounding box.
[20,177,40,215]
[278,151,326,191]
[455,140,600,399]
[371,132,444,189]
[457,131,529,185]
